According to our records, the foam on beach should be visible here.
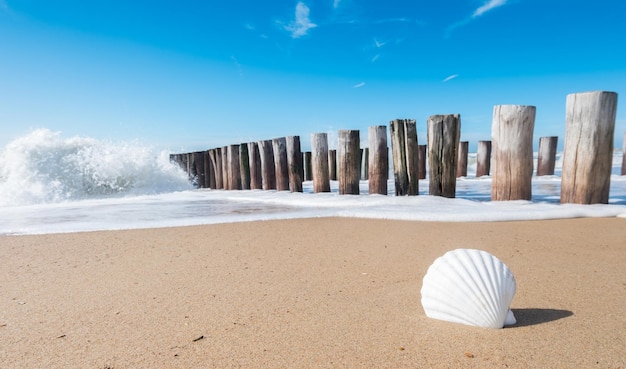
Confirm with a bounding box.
[1,129,626,235]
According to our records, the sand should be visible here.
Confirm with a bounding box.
[1,217,624,368]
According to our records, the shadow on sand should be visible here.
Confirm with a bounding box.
[510,308,573,327]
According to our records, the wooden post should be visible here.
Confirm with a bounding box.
[227,144,242,190]
[272,137,289,191]
[239,144,250,190]
[221,146,229,190]
[361,148,369,180]
[204,150,216,190]
[427,114,461,198]
[194,151,206,188]
[561,91,618,204]
[328,149,337,180]
[286,136,303,192]
[536,136,558,176]
[338,130,360,195]
[311,133,331,192]
[476,141,491,177]
[303,151,312,181]
[622,133,626,176]
[390,119,419,196]
[417,145,427,179]
[185,153,194,182]
[209,148,224,189]
[456,141,468,178]
[258,140,276,190]
[368,125,388,195]
[491,105,536,201]
[247,142,262,190]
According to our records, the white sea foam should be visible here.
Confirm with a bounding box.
[1,129,625,235]
[0,129,193,206]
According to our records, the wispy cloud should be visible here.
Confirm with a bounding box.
[374,38,386,48]
[333,0,341,9]
[0,0,9,12]
[284,2,317,39]
[446,0,510,37]
[371,54,380,63]
[442,74,460,83]
[353,82,366,88]
[473,0,508,18]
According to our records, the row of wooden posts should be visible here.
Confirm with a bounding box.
[171,90,621,205]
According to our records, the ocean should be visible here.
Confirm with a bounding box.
[1,128,626,235]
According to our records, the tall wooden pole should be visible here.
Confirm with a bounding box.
[390,119,419,196]
[192,151,205,188]
[368,125,388,195]
[427,114,461,198]
[491,105,536,201]
[227,144,242,190]
[536,136,558,176]
[561,91,618,204]
[286,136,303,192]
[209,148,223,189]
[456,141,468,178]
[204,151,214,189]
[328,150,337,181]
[361,148,369,180]
[247,142,262,190]
[303,151,313,181]
[311,133,331,193]
[272,137,289,191]
[239,144,250,190]
[417,145,427,180]
[338,130,360,195]
[258,140,276,190]
[221,146,229,190]
[476,141,491,177]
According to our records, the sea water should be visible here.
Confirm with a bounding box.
[1,129,626,235]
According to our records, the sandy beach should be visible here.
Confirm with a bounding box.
[1,217,624,368]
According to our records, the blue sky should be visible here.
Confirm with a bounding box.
[1,0,625,152]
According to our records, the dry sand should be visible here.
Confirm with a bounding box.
[1,217,624,368]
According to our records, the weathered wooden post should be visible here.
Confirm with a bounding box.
[476,141,491,177]
[491,105,536,201]
[239,144,250,190]
[209,148,223,189]
[303,151,312,181]
[258,140,276,190]
[427,114,461,198]
[536,136,558,176]
[622,133,626,176]
[456,141,468,178]
[286,136,303,192]
[311,133,331,192]
[272,137,289,191]
[390,119,419,196]
[328,149,337,180]
[561,91,618,204]
[417,145,427,179]
[204,150,216,190]
[193,151,206,188]
[185,153,194,181]
[227,144,242,190]
[247,142,262,190]
[338,130,360,195]
[221,146,229,189]
[361,148,369,180]
[368,125,388,195]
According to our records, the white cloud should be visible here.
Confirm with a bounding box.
[353,82,366,88]
[284,2,317,39]
[442,74,460,83]
[473,0,508,18]
[371,54,380,63]
[374,38,386,48]
[333,0,341,9]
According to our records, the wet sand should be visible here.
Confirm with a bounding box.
[1,217,624,368]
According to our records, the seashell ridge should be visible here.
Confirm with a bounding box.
[421,248,517,329]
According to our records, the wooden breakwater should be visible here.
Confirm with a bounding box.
[171,90,622,204]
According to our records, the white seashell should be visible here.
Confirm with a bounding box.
[421,248,517,329]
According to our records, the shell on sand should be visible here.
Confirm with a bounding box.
[420,248,517,329]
